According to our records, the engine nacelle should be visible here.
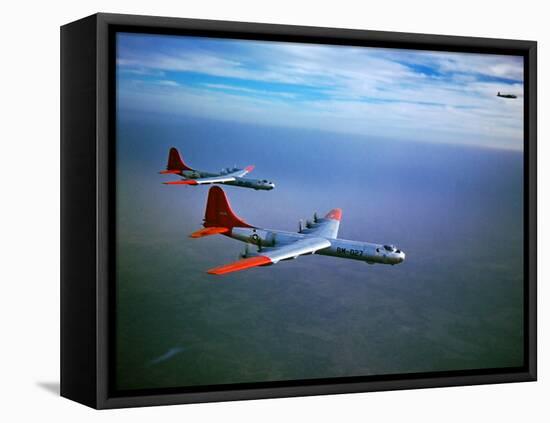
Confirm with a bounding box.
[182,170,200,179]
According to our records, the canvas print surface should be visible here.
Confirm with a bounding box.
[115,32,524,391]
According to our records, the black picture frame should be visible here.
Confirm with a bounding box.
[61,12,537,409]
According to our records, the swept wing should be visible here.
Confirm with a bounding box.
[207,237,331,275]
[229,165,255,177]
[164,175,237,185]
[163,166,254,185]
[299,208,342,239]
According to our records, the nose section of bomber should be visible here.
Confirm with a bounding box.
[397,251,406,263]
[389,249,405,265]
[258,179,275,190]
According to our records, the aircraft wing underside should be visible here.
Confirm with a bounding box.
[207,237,331,275]
[164,175,237,185]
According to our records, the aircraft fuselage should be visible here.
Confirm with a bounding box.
[230,227,405,265]
[182,170,275,190]
[497,92,517,99]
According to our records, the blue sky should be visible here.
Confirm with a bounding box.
[117,33,524,151]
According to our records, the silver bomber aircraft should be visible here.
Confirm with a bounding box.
[497,91,517,99]
[160,147,275,190]
[190,186,406,275]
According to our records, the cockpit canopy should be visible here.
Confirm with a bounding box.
[383,244,397,252]
[376,244,402,254]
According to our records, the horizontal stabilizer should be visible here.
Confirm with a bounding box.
[163,180,198,185]
[207,256,272,275]
[159,170,182,175]
[190,227,229,238]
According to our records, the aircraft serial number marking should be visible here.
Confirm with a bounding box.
[337,247,363,256]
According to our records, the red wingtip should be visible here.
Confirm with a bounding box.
[163,180,199,185]
[244,165,255,173]
[207,256,272,275]
[324,208,342,221]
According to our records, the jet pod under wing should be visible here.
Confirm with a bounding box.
[207,237,331,275]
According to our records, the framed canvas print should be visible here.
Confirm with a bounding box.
[60,13,537,409]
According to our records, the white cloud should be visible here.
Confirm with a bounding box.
[201,83,296,98]
[117,36,524,151]
[154,80,180,87]
[119,77,523,151]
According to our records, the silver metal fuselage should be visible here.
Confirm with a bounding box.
[182,170,275,190]
[230,227,405,265]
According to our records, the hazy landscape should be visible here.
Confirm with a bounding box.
[115,111,524,390]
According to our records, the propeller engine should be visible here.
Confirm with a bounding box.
[240,244,250,259]
[240,237,264,258]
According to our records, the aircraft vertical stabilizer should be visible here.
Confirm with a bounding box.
[160,147,193,174]
[203,186,253,229]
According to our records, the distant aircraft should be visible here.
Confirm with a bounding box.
[190,186,406,275]
[497,92,517,99]
[160,147,275,190]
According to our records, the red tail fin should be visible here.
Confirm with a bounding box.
[161,147,193,173]
[204,186,253,229]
